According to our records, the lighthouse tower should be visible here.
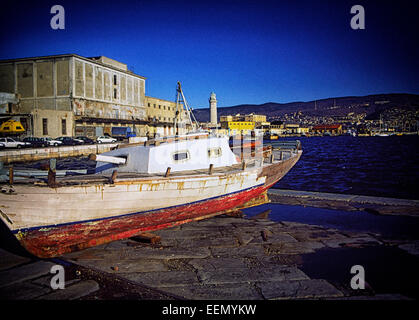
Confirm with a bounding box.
[209,92,217,125]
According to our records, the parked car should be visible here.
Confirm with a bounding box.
[0,142,5,150]
[96,136,117,143]
[75,136,95,144]
[23,137,48,148]
[55,136,84,146]
[40,137,63,147]
[0,137,30,148]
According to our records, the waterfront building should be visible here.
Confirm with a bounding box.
[311,124,343,135]
[220,120,255,135]
[145,96,189,138]
[0,54,148,138]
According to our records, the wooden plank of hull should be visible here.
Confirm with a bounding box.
[1,170,262,230]
[15,184,267,258]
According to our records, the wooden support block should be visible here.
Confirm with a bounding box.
[209,164,214,175]
[165,167,171,177]
[131,233,161,244]
[261,230,269,242]
[242,161,247,170]
[48,170,57,187]
[110,170,118,184]
[224,210,244,218]
[9,166,13,185]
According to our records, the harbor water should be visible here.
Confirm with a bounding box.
[271,135,419,200]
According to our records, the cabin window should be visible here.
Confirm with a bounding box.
[172,151,189,162]
[16,126,23,130]
[208,147,222,158]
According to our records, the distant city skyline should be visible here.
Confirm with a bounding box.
[1,0,418,108]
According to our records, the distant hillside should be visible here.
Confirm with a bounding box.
[192,93,419,122]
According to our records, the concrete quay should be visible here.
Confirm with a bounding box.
[268,189,419,217]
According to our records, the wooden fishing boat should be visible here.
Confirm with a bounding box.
[0,83,302,258]
[0,134,301,258]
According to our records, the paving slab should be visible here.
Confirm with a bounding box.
[263,241,325,255]
[174,236,240,248]
[249,231,298,244]
[106,245,211,260]
[322,236,382,248]
[288,229,348,242]
[398,241,419,256]
[0,261,55,288]
[124,270,200,288]
[258,279,344,300]
[197,266,309,285]
[210,244,266,258]
[0,281,50,300]
[0,248,32,272]
[72,258,170,273]
[37,280,99,300]
[162,283,263,300]
[188,258,248,271]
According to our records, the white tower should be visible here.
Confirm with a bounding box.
[209,92,217,125]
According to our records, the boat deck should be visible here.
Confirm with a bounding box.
[0,145,300,187]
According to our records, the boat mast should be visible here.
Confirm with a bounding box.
[174,81,200,134]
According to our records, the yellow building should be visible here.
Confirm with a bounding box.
[244,114,266,123]
[145,96,190,137]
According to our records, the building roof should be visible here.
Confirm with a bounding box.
[0,53,146,79]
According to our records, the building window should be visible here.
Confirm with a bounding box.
[158,105,161,109]
[113,75,117,85]
[42,118,48,135]
[61,119,66,135]
[163,106,166,110]
[148,103,150,107]
[154,104,156,108]
[113,88,117,99]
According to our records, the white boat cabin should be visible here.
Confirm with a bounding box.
[95,136,239,175]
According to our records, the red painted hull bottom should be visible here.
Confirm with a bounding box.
[18,185,269,258]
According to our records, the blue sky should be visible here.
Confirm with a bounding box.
[1,0,418,108]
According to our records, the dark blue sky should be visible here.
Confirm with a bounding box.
[1,0,418,108]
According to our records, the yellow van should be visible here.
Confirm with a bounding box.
[0,120,25,134]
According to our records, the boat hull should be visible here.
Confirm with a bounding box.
[15,184,266,258]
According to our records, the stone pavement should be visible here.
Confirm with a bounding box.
[1,213,416,300]
[60,214,414,300]
[0,249,99,300]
